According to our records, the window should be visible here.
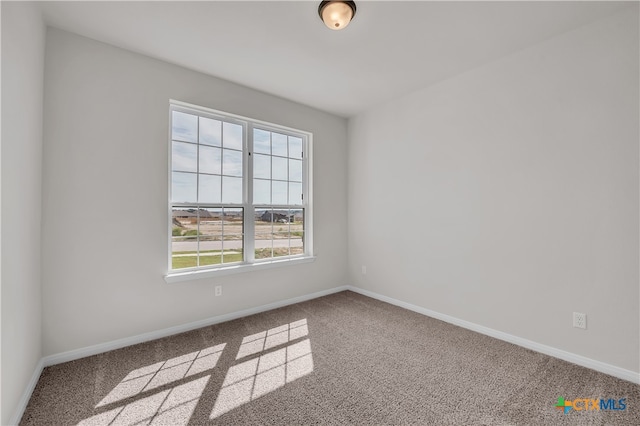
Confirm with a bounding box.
[168,101,312,279]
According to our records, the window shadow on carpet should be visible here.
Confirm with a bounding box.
[77,319,313,425]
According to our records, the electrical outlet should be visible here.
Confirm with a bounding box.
[361,265,367,275]
[573,312,586,329]
[215,285,222,297]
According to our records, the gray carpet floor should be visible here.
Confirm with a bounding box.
[21,291,640,425]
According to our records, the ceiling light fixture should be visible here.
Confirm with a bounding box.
[318,1,356,31]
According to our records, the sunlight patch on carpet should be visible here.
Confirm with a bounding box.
[211,336,313,419]
[96,343,225,407]
[236,319,308,360]
[79,375,210,426]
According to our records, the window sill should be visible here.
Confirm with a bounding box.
[164,256,316,284]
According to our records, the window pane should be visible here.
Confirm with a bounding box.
[254,209,273,259]
[272,181,287,205]
[289,159,302,182]
[172,236,198,269]
[253,154,271,179]
[254,129,271,154]
[288,182,302,205]
[223,208,244,246]
[272,156,288,181]
[199,207,222,236]
[222,149,243,177]
[222,176,242,203]
[223,207,243,222]
[263,210,290,223]
[254,237,273,259]
[256,209,272,225]
[172,142,197,172]
[171,207,199,269]
[199,145,221,175]
[253,208,302,260]
[254,179,270,204]
[197,208,221,267]
[290,209,304,255]
[198,252,220,267]
[172,208,193,232]
[272,133,287,157]
[172,111,197,143]
[199,174,221,203]
[290,244,304,256]
[172,172,197,202]
[273,230,290,258]
[172,209,197,247]
[222,233,243,264]
[223,122,243,150]
[197,208,220,264]
[289,136,303,159]
[200,117,221,146]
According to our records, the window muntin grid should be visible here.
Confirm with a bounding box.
[169,102,310,273]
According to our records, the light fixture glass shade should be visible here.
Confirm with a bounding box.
[320,1,355,30]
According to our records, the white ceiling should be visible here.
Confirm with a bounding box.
[39,1,630,118]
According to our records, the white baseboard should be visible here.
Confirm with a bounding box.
[11,285,349,425]
[345,286,640,385]
[8,358,45,426]
[43,285,350,367]
[12,283,639,424]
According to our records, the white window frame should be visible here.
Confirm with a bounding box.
[165,100,314,283]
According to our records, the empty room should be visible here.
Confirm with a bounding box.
[2,1,639,425]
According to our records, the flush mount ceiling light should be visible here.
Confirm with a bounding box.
[318,1,356,30]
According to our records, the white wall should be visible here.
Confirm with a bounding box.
[41,29,348,356]
[1,2,45,424]
[348,7,639,372]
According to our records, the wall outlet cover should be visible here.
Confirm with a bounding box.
[573,312,586,329]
